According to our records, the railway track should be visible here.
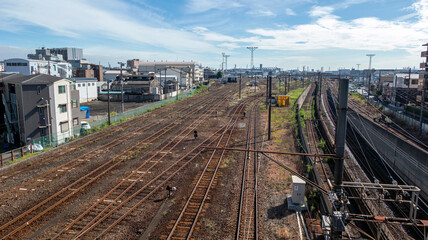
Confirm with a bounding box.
[0,83,243,239]
[0,86,229,207]
[235,100,259,240]
[166,98,254,240]
[0,89,202,181]
[323,83,421,239]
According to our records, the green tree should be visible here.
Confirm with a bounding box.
[216,71,223,79]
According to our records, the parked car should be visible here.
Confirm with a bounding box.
[81,121,91,130]
[26,143,44,152]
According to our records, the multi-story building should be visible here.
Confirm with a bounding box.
[127,59,140,73]
[73,62,103,82]
[70,78,98,103]
[1,73,80,145]
[137,61,199,88]
[380,73,420,105]
[28,47,83,61]
[4,58,72,78]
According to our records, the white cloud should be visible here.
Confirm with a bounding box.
[285,8,296,16]
[192,27,259,43]
[309,6,334,17]
[0,0,219,54]
[246,0,428,55]
[247,10,276,17]
[218,43,241,49]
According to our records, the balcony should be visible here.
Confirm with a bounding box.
[421,62,428,68]
[421,51,428,57]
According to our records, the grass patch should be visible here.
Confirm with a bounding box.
[350,92,365,103]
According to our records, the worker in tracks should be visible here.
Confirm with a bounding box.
[385,117,392,127]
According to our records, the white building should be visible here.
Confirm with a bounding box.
[137,61,200,88]
[4,58,72,78]
[156,68,190,88]
[0,61,4,72]
[70,78,98,103]
[393,73,420,88]
[50,79,75,144]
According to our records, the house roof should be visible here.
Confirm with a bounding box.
[0,73,70,85]
[68,77,98,82]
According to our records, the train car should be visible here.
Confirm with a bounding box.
[226,76,237,82]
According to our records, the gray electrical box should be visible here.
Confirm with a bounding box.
[292,175,306,204]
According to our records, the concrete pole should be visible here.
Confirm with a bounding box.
[107,80,111,125]
[239,74,241,99]
[420,76,426,135]
[268,76,272,140]
[334,78,349,189]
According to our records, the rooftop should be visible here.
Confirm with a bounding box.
[0,73,69,85]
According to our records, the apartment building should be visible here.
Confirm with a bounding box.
[4,58,72,78]
[1,73,80,145]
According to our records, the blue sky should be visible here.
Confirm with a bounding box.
[0,0,427,70]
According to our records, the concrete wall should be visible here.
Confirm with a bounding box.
[347,111,428,199]
[75,81,98,103]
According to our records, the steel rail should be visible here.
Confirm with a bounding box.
[236,100,259,239]
[69,93,233,239]
[0,81,232,181]
[0,88,233,239]
[166,99,251,240]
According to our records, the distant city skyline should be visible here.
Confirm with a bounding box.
[0,0,428,70]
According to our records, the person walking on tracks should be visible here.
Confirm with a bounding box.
[194,130,198,140]
[385,117,392,127]
[166,185,177,198]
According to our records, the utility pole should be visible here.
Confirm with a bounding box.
[107,79,111,125]
[331,78,349,239]
[268,75,272,140]
[356,64,361,84]
[334,78,349,188]
[239,74,241,99]
[118,61,125,113]
[420,43,428,135]
[284,72,287,95]
[366,54,375,104]
[318,72,322,112]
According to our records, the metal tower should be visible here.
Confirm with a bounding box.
[224,55,230,71]
[366,54,375,103]
[247,46,258,69]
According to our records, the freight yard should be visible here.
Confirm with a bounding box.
[0,75,426,240]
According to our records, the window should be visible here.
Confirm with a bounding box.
[38,107,44,115]
[58,85,66,94]
[412,79,418,85]
[53,65,56,71]
[73,118,79,126]
[82,83,85,87]
[37,86,41,95]
[41,128,45,135]
[72,100,77,108]
[58,104,67,113]
[92,83,95,86]
[78,84,81,87]
[60,121,69,133]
